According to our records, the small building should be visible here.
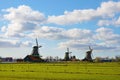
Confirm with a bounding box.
[0,57,2,62]
[2,57,13,62]
[95,57,112,62]
[16,59,24,62]
[70,56,77,61]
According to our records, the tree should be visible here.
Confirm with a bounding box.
[115,56,120,62]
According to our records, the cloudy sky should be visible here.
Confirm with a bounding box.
[0,0,120,59]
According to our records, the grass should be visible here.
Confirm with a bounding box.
[0,62,120,80]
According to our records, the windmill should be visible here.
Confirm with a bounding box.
[82,46,93,62]
[24,38,43,62]
[64,48,72,61]
[31,38,42,58]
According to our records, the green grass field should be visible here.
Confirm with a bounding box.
[0,62,120,80]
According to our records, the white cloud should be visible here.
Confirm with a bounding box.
[2,5,46,37]
[93,27,120,47]
[48,9,96,25]
[29,26,92,40]
[96,1,120,18]
[30,26,120,52]
[48,1,120,25]
[0,39,20,47]
[63,28,92,39]
[58,27,120,51]
[20,41,32,47]
[94,27,120,41]
[0,38,32,47]
[58,40,93,49]
[1,26,7,32]
[3,5,46,24]
[98,17,120,27]
[29,26,64,40]
[98,19,114,26]
[1,1,120,39]
[115,17,120,26]
[58,39,119,51]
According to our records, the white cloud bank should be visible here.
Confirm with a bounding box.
[29,26,92,40]
[58,27,120,51]
[48,1,120,26]
[2,5,46,37]
[0,39,32,47]
[1,1,120,39]
[0,1,120,52]
[98,17,120,27]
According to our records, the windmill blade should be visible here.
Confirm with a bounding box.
[35,38,42,48]
[90,46,94,59]
[91,52,94,59]
[67,48,69,53]
[89,46,93,51]
[89,46,91,50]
[38,46,42,48]
[36,38,39,47]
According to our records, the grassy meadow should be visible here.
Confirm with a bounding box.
[0,62,120,80]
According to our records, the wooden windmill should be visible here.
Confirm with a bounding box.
[24,38,42,62]
[82,46,93,62]
[31,38,42,57]
[64,48,72,61]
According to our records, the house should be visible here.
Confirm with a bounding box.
[24,55,42,62]
[16,59,24,62]
[1,57,13,62]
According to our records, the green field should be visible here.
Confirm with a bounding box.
[0,62,120,80]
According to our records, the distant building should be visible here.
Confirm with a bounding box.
[70,56,77,61]
[16,59,24,62]
[95,57,112,62]
[0,57,2,62]
[1,57,13,62]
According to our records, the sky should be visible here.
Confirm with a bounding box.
[0,0,120,59]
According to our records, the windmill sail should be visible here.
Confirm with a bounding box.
[67,48,69,53]
[36,38,42,48]
[36,38,38,47]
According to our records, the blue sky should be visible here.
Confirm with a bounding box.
[0,0,120,59]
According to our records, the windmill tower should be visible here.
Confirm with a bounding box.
[31,38,42,58]
[64,48,72,61]
[82,46,93,62]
